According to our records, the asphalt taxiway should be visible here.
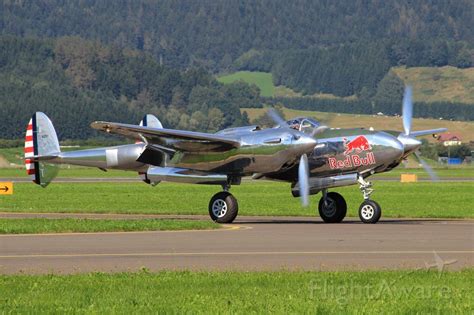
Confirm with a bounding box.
[0,215,472,274]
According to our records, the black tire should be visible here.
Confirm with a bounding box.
[318,192,347,223]
[208,192,239,223]
[358,200,382,224]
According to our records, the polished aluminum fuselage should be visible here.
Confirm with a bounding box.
[168,128,311,175]
[167,127,404,182]
[47,126,405,185]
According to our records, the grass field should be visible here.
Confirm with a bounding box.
[393,66,474,104]
[0,181,472,218]
[218,67,474,105]
[0,270,472,313]
[217,71,354,99]
[242,107,474,142]
[217,71,275,97]
[0,218,218,234]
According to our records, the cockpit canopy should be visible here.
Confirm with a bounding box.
[286,117,321,134]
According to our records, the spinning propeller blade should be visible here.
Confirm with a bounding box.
[310,125,329,137]
[402,86,413,136]
[400,86,441,181]
[267,108,288,128]
[414,151,440,182]
[298,154,310,207]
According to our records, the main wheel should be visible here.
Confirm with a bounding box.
[318,192,347,223]
[208,192,239,223]
[358,200,382,224]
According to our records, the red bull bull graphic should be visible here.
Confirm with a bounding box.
[328,136,376,170]
[343,136,372,155]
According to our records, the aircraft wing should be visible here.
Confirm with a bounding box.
[91,121,240,152]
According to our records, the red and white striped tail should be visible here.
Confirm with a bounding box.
[24,112,60,187]
[24,118,37,181]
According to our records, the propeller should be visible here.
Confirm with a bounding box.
[267,108,316,206]
[310,125,329,137]
[400,86,440,181]
[402,86,413,136]
[413,151,439,181]
[267,108,289,129]
[298,154,310,207]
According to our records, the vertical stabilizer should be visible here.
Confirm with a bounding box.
[24,112,60,187]
[138,114,163,185]
[140,114,163,129]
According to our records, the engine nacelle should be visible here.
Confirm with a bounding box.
[146,166,228,185]
[291,173,358,197]
[105,144,145,169]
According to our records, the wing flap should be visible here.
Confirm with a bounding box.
[91,121,240,152]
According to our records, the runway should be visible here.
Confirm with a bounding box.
[0,215,472,274]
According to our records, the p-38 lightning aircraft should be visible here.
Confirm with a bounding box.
[25,87,446,224]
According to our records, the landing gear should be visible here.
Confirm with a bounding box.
[208,191,238,223]
[318,191,347,223]
[358,200,382,224]
[357,176,381,224]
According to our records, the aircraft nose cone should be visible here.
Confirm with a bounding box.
[398,134,422,156]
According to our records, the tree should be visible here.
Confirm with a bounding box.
[455,47,473,68]
[373,71,405,113]
[189,111,207,131]
[207,108,224,132]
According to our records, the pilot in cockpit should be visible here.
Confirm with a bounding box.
[286,117,320,134]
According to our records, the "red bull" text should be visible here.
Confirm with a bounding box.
[328,152,376,169]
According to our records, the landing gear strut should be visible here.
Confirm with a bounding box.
[357,176,381,224]
[208,189,238,223]
[318,190,347,223]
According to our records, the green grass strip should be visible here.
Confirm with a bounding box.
[0,218,219,234]
[0,181,472,218]
[0,270,472,313]
[218,71,275,97]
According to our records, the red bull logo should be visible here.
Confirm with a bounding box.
[343,136,371,155]
[328,152,376,169]
[327,135,376,170]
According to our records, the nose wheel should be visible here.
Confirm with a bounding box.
[359,200,382,224]
[357,176,381,224]
[208,191,238,223]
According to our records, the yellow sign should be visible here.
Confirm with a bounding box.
[0,182,13,195]
[400,174,418,183]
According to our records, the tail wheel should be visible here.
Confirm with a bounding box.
[358,200,382,224]
[318,192,347,223]
[209,192,238,223]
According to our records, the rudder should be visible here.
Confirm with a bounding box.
[24,112,60,187]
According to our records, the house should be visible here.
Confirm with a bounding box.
[437,132,462,146]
